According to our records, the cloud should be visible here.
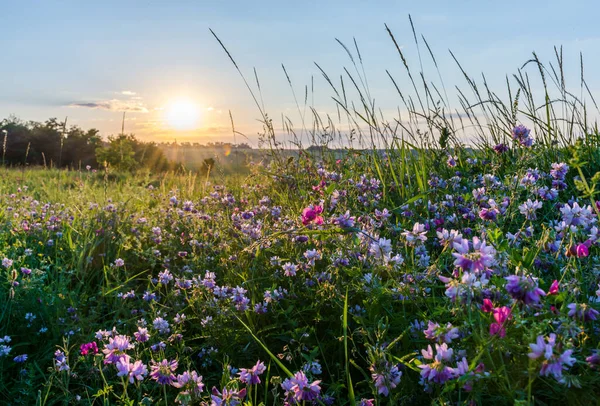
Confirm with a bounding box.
[121,90,137,96]
[68,99,149,113]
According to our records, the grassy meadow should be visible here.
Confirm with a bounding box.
[2,24,600,406]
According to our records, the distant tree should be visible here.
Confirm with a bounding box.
[96,134,138,171]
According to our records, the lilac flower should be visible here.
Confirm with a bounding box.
[210,386,247,406]
[173,370,205,405]
[238,360,266,385]
[567,303,599,321]
[149,359,178,385]
[153,317,170,334]
[116,357,148,383]
[281,371,321,403]
[54,350,69,371]
[505,275,546,304]
[518,199,543,220]
[134,327,150,343]
[586,350,600,369]
[102,335,134,364]
[114,258,125,267]
[2,258,13,268]
[512,124,533,147]
[419,343,456,384]
[369,362,402,396]
[401,223,427,246]
[282,262,298,277]
[528,334,576,381]
[550,162,569,180]
[423,321,460,343]
[452,237,496,273]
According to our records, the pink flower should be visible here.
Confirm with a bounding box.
[481,299,493,313]
[489,306,511,338]
[576,243,589,257]
[301,205,324,226]
[548,280,559,295]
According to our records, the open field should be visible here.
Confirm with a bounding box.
[2,130,600,405]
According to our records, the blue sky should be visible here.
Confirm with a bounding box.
[1,0,598,144]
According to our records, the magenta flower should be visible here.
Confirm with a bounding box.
[149,359,178,385]
[301,205,323,226]
[489,306,511,338]
[548,280,559,295]
[481,299,494,313]
[80,342,98,356]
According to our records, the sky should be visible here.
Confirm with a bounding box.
[1,0,599,146]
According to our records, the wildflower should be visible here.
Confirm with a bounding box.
[586,351,600,369]
[528,334,576,381]
[2,258,13,268]
[238,360,266,385]
[518,199,543,220]
[512,124,533,147]
[447,155,457,167]
[211,386,247,406]
[301,205,324,226]
[489,306,511,338]
[423,321,460,343]
[481,298,494,313]
[13,354,27,363]
[116,357,148,383]
[369,362,402,396]
[452,237,496,273]
[114,258,125,267]
[505,275,546,304]
[401,223,427,246]
[550,162,569,180]
[153,317,171,334]
[20,267,31,276]
[567,303,599,321]
[80,342,98,355]
[369,237,392,260]
[493,143,509,154]
[173,370,205,404]
[281,371,321,402]
[548,280,559,295]
[54,350,69,371]
[282,262,298,277]
[102,335,134,364]
[419,343,455,384]
[149,359,178,385]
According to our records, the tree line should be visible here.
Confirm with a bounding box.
[0,116,174,171]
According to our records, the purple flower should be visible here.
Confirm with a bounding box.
[149,359,178,385]
[528,334,576,381]
[369,362,402,397]
[134,327,150,343]
[281,371,321,403]
[505,275,546,304]
[512,124,533,147]
[172,370,205,398]
[238,360,266,385]
[493,143,509,154]
[567,303,599,321]
[102,335,134,364]
[211,386,246,406]
[452,237,496,273]
[54,350,69,371]
[116,357,148,383]
[114,258,125,267]
[423,321,459,343]
[418,343,455,385]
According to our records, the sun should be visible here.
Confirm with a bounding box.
[164,99,201,130]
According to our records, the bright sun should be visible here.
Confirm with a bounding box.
[164,99,201,130]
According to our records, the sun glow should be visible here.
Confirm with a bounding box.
[164,99,201,130]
